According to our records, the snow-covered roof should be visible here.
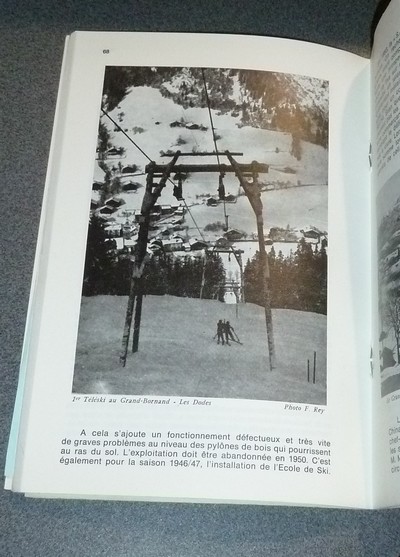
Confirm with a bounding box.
[93,163,106,182]
[115,238,124,250]
[104,223,122,231]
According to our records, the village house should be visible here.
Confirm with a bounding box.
[215,237,232,248]
[96,205,116,216]
[122,165,137,174]
[122,219,137,238]
[104,223,122,238]
[104,197,125,209]
[185,122,200,130]
[184,238,209,251]
[142,207,160,222]
[269,226,298,242]
[114,237,124,251]
[97,213,113,223]
[162,238,185,252]
[301,228,321,241]
[120,177,142,192]
[90,199,100,212]
[121,238,136,253]
[224,194,237,203]
[160,205,174,215]
[106,147,125,157]
[169,120,185,128]
[147,243,162,255]
[173,206,185,216]
[149,239,163,249]
[171,233,186,242]
[223,229,246,242]
[160,227,172,237]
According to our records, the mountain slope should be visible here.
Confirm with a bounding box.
[73,294,326,404]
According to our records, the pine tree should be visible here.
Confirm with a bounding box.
[290,131,302,161]
[243,252,263,306]
[82,215,117,296]
[203,253,225,300]
[243,240,327,314]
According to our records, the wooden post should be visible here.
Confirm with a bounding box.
[120,153,180,365]
[120,283,136,366]
[199,251,207,300]
[132,282,143,353]
[130,210,151,354]
[313,351,316,384]
[238,253,244,303]
[225,152,276,370]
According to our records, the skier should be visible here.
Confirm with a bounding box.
[223,320,236,345]
[216,319,224,345]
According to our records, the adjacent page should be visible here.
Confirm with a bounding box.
[4,35,72,489]
[6,32,371,507]
[371,0,400,508]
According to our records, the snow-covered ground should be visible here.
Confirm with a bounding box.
[99,85,328,237]
[381,363,400,381]
[381,367,400,397]
[73,295,327,404]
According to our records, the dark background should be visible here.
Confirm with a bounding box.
[2,1,400,555]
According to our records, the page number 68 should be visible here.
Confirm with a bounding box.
[103,49,110,54]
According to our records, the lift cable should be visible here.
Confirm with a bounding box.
[101,107,205,241]
[201,69,221,167]
[182,199,205,241]
[201,69,228,228]
[101,108,154,163]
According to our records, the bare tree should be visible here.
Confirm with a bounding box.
[385,292,400,364]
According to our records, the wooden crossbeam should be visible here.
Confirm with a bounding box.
[146,162,269,174]
[211,248,244,254]
[161,151,243,157]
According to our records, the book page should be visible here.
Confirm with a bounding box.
[371,0,400,508]
[7,32,371,507]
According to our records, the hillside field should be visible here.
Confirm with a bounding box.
[73,295,327,404]
[100,85,328,235]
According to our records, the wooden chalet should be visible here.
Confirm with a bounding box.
[223,229,245,242]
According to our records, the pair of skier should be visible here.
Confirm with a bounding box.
[216,319,236,346]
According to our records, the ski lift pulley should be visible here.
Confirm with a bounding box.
[173,176,183,200]
[218,173,225,200]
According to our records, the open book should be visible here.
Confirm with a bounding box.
[5,0,400,508]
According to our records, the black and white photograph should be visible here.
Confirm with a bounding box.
[72,65,328,404]
[377,169,400,397]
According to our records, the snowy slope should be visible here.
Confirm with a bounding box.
[99,84,328,236]
[73,295,326,404]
